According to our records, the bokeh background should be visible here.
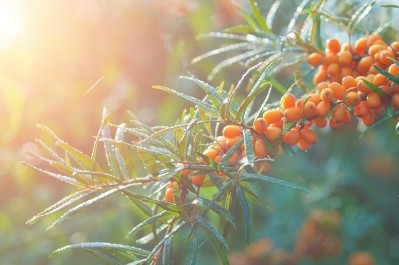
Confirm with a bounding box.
[0,0,398,264]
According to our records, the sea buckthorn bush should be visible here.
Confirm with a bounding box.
[26,1,399,264]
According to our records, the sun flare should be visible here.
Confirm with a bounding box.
[0,2,25,46]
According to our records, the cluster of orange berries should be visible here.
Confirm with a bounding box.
[164,34,399,203]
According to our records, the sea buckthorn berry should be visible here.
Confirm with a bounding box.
[253,118,268,134]
[341,42,353,52]
[392,93,399,108]
[265,126,283,141]
[388,64,399,76]
[226,136,242,148]
[308,52,325,67]
[332,104,347,122]
[316,81,329,92]
[263,109,283,124]
[357,56,374,75]
[379,85,391,96]
[191,174,206,187]
[296,98,305,109]
[313,68,327,84]
[300,128,318,144]
[164,187,174,203]
[281,93,297,109]
[368,44,386,57]
[325,52,339,64]
[316,101,331,117]
[344,92,361,106]
[354,101,370,117]
[366,92,382,108]
[361,113,375,126]
[342,76,357,90]
[284,107,302,122]
[327,38,341,54]
[379,49,395,65]
[366,34,383,48]
[223,125,242,139]
[338,51,352,65]
[328,82,345,100]
[308,93,322,105]
[214,155,222,163]
[254,138,268,158]
[272,117,284,128]
[297,138,312,151]
[203,148,218,160]
[343,110,351,124]
[303,101,317,119]
[327,63,341,76]
[356,78,370,93]
[329,118,341,129]
[354,37,367,54]
[340,66,353,78]
[390,41,399,52]
[255,160,272,174]
[314,117,328,128]
[216,136,227,149]
[373,73,387,86]
[320,87,334,102]
[283,127,300,146]
[227,152,240,163]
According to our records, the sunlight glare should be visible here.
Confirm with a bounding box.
[0,2,25,46]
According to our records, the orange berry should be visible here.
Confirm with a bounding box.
[328,82,345,100]
[344,91,361,106]
[254,160,272,174]
[308,52,325,67]
[313,68,327,84]
[392,93,399,108]
[373,73,388,86]
[354,101,370,118]
[355,37,367,54]
[366,34,383,48]
[316,81,329,92]
[356,78,370,93]
[203,148,218,160]
[300,128,318,144]
[303,101,317,119]
[223,125,242,139]
[316,100,331,117]
[284,107,302,122]
[253,118,268,134]
[227,152,240,163]
[327,63,341,76]
[325,52,339,64]
[164,187,175,203]
[357,56,374,75]
[283,127,300,146]
[388,64,399,76]
[343,110,351,124]
[314,117,328,128]
[226,136,242,148]
[329,118,341,129]
[191,174,206,187]
[263,109,283,124]
[327,38,341,54]
[320,87,334,102]
[281,93,297,109]
[308,93,322,105]
[342,76,357,90]
[332,104,347,122]
[297,138,312,151]
[390,41,399,52]
[253,138,268,158]
[361,113,375,126]
[338,50,353,65]
[366,92,382,108]
[216,136,227,150]
[265,126,283,141]
[379,49,395,65]
[296,98,305,109]
[368,44,386,58]
[340,66,353,77]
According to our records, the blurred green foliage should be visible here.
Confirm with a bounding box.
[1,0,399,264]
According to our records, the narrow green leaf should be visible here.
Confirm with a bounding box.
[189,231,198,265]
[153,85,217,114]
[206,232,230,265]
[56,141,98,171]
[243,129,254,166]
[287,0,311,33]
[102,124,121,179]
[362,78,389,97]
[162,237,173,265]
[234,4,261,31]
[248,0,271,33]
[235,82,270,121]
[240,173,308,192]
[50,242,149,258]
[26,189,93,225]
[224,25,254,34]
[84,249,122,265]
[348,1,375,34]
[195,215,228,250]
[180,76,223,108]
[22,162,80,186]
[236,184,251,244]
[199,198,235,227]
[191,42,249,63]
[265,1,281,30]
[381,4,399,8]
[221,137,243,163]
[35,139,64,163]
[126,211,169,237]
[92,108,112,161]
[373,64,399,84]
